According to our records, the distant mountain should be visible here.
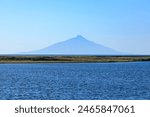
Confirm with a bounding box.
[26,35,122,55]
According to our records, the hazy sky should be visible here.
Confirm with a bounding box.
[0,0,150,54]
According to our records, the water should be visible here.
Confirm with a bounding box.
[0,62,150,100]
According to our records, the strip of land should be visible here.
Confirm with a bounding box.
[0,55,150,63]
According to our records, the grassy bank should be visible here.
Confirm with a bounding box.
[0,56,150,63]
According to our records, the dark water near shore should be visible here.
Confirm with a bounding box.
[0,62,150,100]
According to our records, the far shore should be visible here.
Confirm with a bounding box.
[0,55,150,63]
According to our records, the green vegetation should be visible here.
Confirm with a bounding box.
[0,56,150,63]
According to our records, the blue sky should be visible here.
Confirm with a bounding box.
[0,0,150,54]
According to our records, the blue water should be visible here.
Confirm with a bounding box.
[0,62,150,100]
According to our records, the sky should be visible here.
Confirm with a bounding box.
[0,0,150,54]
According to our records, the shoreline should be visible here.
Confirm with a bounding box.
[0,56,150,63]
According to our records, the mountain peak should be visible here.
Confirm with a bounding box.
[71,35,88,41]
[26,35,122,55]
[76,35,84,38]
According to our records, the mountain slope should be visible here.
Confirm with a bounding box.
[27,35,121,55]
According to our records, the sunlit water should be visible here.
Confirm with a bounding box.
[0,62,150,100]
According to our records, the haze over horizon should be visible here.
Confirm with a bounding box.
[0,0,150,54]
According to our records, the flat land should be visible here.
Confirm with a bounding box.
[0,55,150,63]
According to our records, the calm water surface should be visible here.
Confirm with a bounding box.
[0,62,150,100]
